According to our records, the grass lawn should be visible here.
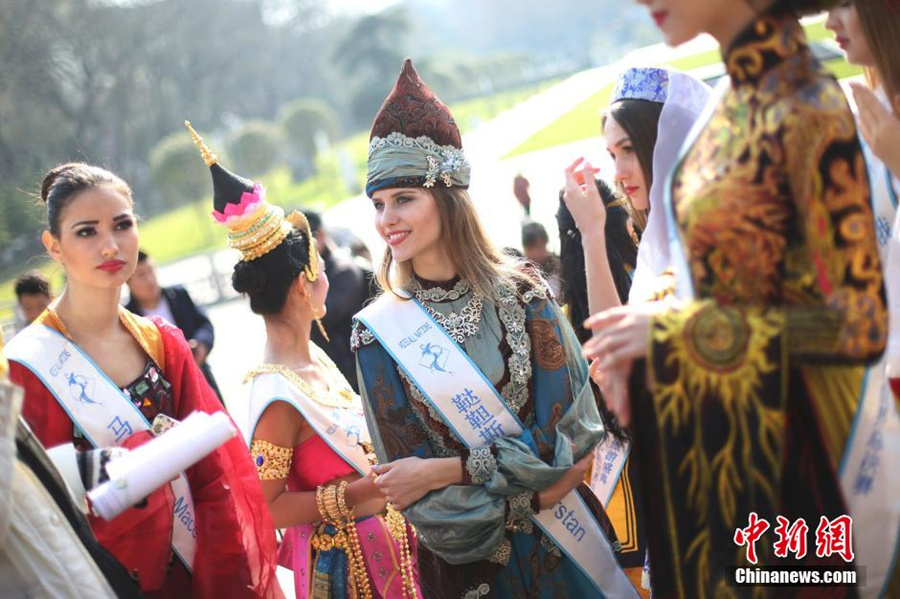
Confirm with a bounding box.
[504,19,857,159]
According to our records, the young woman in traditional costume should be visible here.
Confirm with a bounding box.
[4,163,284,598]
[827,0,899,259]
[351,59,641,599]
[562,67,711,310]
[559,67,711,596]
[580,0,889,596]
[183,124,420,599]
[826,3,900,595]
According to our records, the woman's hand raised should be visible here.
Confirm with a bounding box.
[563,157,605,234]
[851,82,900,176]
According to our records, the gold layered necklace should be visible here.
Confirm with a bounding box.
[244,363,356,409]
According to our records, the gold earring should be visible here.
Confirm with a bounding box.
[306,295,330,342]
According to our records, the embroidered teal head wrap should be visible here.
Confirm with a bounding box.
[366,59,470,197]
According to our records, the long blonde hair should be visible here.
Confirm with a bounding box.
[376,187,538,301]
[856,0,900,112]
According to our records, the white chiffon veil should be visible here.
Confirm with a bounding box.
[624,70,712,304]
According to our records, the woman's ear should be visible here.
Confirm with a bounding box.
[42,230,62,265]
[294,274,311,300]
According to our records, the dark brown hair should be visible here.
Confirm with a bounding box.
[40,163,133,236]
[14,271,51,299]
[602,99,664,231]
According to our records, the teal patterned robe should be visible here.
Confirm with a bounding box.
[352,276,623,599]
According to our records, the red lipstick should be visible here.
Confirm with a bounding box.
[97,259,126,273]
[652,10,668,28]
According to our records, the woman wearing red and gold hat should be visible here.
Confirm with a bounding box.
[351,60,641,599]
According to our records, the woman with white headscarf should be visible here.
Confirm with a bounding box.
[563,67,711,311]
[561,67,710,596]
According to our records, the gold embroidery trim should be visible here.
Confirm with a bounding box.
[244,362,357,410]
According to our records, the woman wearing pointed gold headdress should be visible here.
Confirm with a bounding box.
[185,123,421,599]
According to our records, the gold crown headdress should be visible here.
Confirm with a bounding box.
[185,120,318,282]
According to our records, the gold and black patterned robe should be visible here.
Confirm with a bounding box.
[633,10,887,599]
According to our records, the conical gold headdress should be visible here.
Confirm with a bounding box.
[184,120,317,278]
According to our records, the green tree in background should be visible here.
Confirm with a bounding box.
[228,121,284,177]
[333,6,411,126]
[280,99,340,158]
[149,131,213,208]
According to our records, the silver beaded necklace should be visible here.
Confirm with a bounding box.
[412,279,484,344]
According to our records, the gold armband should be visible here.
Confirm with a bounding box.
[250,439,293,480]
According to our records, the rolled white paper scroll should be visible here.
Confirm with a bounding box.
[89,411,236,520]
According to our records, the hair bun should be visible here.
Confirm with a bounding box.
[232,261,268,295]
[40,163,85,204]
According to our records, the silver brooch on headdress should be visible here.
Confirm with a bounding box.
[424,147,467,188]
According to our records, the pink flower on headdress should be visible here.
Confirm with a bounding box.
[211,184,266,224]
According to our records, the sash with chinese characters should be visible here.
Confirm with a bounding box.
[4,324,197,570]
[589,437,630,508]
[246,352,372,477]
[840,361,900,598]
[358,294,640,598]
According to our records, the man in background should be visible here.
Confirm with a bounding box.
[14,271,53,328]
[522,221,562,299]
[126,251,223,402]
[306,211,374,392]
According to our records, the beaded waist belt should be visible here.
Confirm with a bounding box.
[311,526,348,552]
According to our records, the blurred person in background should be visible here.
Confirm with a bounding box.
[513,172,532,216]
[521,220,562,298]
[126,250,222,402]
[827,0,900,258]
[14,271,53,329]
[305,211,375,392]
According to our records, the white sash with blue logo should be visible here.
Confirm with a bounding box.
[247,352,372,477]
[358,295,640,598]
[840,362,900,598]
[5,324,197,570]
